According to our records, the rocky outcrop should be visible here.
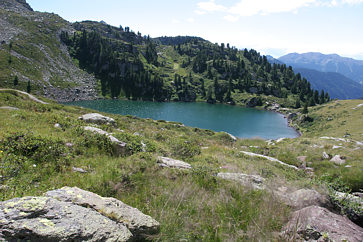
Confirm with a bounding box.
[0,196,133,241]
[217,173,265,190]
[157,156,192,169]
[46,187,160,238]
[241,151,299,170]
[0,0,33,14]
[281,205,363,242]
[83,126,126,155]
[79,113,115,125]
[276,188,330,210]
[331,191,363,227]
[0,187,160,241]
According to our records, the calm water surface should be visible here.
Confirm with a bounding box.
[67,100,299,139]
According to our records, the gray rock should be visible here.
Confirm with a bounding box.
[83,126,126,156]
[281,206,363,242]
[322,151,330,159]
[332,145,342,149]
[241,151,299,170]
[276,188,329,210]
[54,123,61,129]
[46,187,159,238]
[157,156,192,169]
[217,172,265,190]
[0,196,132,241]
[0,106,19,110]
[330,155,346,165]
[331,191,363,226]
[72,167,87,173]
[79,113,115,125]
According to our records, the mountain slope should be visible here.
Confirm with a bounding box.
[294,68,363,100]
[0,0,98,101]
[279,52,363,84]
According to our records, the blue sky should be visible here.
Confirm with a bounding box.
[27,0,363,60]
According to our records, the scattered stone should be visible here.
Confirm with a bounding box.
[221,132,237,142]
[345,165,352,168]
[0,185,9,191]
[332,145,342,149]
[249,146,260,148]
[330,155,346,165]
[276,189,329,210]
[65,142,74,148]
[72,167,87,173]
[157,156,192,169]
[46,187,160,238]
[312,144,324,148]
[241,151,299,170]
[322,151,330,159]
[0,106,19,110]
[352,103,363,110]
[266,140,275,146]
[281,206,363,242]
[353,192,363,198]
[287,113,297,120]
[217,172,265,190]
[296,156,307,163]
[54,123,61,129]
[276,138,286,143]
[0,196,133,241]
[201,147,209,150]
[79,113,115,125]
[83,126,126,155]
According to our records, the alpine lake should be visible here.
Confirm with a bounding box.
[67,100,299,140]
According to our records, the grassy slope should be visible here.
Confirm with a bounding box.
[0,90,362,240]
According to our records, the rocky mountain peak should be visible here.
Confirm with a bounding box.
[0,0,33,13]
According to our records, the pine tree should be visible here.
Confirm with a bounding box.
[295,99,301,109]
[302,102,308,114]
[26,81,31,93]
[13,76,18,86]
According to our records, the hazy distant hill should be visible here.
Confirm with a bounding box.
[294,68,363,100]
[279,52,363,84]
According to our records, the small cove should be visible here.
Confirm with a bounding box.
[66,100,299,140]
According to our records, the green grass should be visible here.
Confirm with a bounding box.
[0,90,361,240]
[0,90,311,240]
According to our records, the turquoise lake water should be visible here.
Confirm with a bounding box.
[67,100,299,140]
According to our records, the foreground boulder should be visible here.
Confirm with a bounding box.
[0,196,132,241]
[157,156,192,169]
[276,188,330,210]
[79,113,115,125]
[46,187,159,238]
[83,126,127,155]
[217,173,265,190]
[281,206,363,242]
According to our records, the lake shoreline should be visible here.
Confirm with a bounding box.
[64,99,300,140]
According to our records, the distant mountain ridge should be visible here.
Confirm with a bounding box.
[278,52,363,84]
[294,68,363,100]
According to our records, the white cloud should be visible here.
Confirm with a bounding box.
[229,0,316,16]
[197,0,227,12]
[187,17,195,23]
[224,15,240,22]
[194,10,207,15]
[342,0,363,4]
[196,0,363,18]
[172,19,181,24]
